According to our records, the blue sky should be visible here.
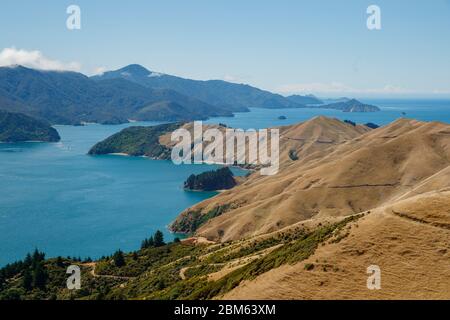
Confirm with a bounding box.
[0,0,449,97]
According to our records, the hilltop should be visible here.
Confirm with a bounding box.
[286,94,323,105]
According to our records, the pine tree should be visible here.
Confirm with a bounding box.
[22,268,33,290]
[141,238,148,249]
[32,249,45,264]
[24,253,33,268]
[56,256,64,267]
[154,230,165,247]
[113,250,126,267]
[148,236,154,247]
[32,263,48,290]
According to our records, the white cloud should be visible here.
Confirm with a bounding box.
[148,72,164,78]
[92,66,107,76]
[0,47,82,72]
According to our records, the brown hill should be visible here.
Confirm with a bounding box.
[222,190,450,299]
[171,117,450,242]
[277,116,370,166]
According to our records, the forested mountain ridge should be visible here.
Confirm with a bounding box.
[92,64,302,110]
[0,66,234,125]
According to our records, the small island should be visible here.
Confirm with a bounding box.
[319,99,380,112]
[184,167,236,191]
[88,123,181,158]
[364,122,380,129]
[0,110,60,143]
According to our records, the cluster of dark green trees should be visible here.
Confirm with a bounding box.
[184,167,236,191]
[344,119,380,129]
[0,232,181,295]
[109,230,175,268]
[0,249,48,291]
[344,119,357,126]
[141,230,166,250]
[112,250,126,267]
[88,123,181,158]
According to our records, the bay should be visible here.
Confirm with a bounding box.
[1,98,449,266]
[0,121,240,266]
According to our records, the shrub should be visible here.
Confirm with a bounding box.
[344,120,356,126]
[304,263,315,271]
[289,149,299,161]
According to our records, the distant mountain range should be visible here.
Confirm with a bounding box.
[0,110,60,142]
[92,64,300,111]
[0,65,237,125]
[0,64,380,126]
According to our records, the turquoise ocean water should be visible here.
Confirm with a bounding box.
[0,122,241,266]
[206,99,450,129]
[1,99,449,266]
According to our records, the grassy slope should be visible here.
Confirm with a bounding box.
[173,118,450,242]
[223,190,450,300]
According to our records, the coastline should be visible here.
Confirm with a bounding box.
[108,152,130,157]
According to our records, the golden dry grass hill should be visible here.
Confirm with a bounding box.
[222,190,450,300]
[171,117,450,242]
[165,116,450,299]
[107,116,450,300]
